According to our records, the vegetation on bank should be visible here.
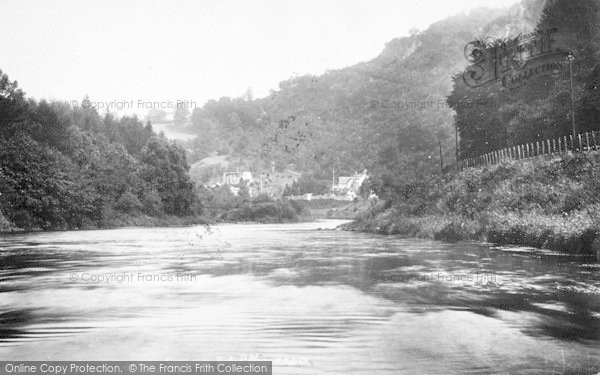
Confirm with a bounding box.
[343,0,600,256]
[0,69,201,232]
[0,69,309,232]
[2,0,598,234]
[198,186,307,223]
[346,152,600,255]
[292,199,374,220]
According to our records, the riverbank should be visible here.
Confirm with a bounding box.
[344,152,600,256]
[0,197,313,234]
[290,198,373,220]
[204,197,310,223]
[0,213,211,233]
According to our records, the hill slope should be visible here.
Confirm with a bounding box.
[184,0,546,188]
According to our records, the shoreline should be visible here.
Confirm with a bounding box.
[0,213,340,236]
[336,218,600,261]
[340,153,600,259]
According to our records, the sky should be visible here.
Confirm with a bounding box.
[0,0,521,115]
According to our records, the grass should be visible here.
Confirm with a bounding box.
[346,152,600,255]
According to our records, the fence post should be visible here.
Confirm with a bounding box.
[558,137,561,153]
[593,131,597,149]
[536,141,540,156]
[586,132,590,151]
[569,135,574,150]
[547,139,551,155]
[541,140,545,155]
[578,133,583,151]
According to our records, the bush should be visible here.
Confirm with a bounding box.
[141,189,163,216]
[115,191,143,213]
[349,152,600,255]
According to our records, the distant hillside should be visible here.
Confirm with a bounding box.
[184,0,546,187]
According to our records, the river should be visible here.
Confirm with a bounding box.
[1,220,599,374]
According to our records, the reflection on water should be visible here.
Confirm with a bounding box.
[1,221,599,374]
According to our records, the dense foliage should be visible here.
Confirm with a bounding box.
[198,186,305,223]
[181,0,557,202]
[449,0,600,158]
[0,72,199,230]
[3,0,599,234]
[348,152,600,254]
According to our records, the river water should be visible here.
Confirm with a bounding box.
[1,220,599,374]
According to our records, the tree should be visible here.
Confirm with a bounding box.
[0,69,28,137]
[140,136,197,215]
[173,105,190,127]
[146,108,167,123]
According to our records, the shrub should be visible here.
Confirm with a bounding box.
[115,191,143,213]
